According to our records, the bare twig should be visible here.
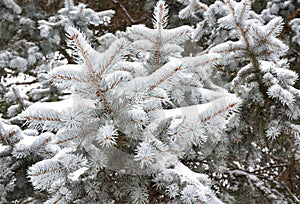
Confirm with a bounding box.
[112,0,146,24]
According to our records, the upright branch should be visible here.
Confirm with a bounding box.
[127,0,191,74]
[177,0,208,19]
[225,0,260,70]
[96,38,128,80]
[71,34,111,113]
[64,0,74,11]
[155,40,162,71]
[225,0,250,46]
[153,0,168,70]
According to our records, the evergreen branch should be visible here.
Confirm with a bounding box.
[10,161,25,173]
[265,41,282,50]
[155,4,164,70]
[266,17,283,38]
[64,0,74,11]
[178,0,208,19]
[24,116,61,122]
[225,0,263,78]
[195,1,207,12]
[252,39,282,52]
[30,165,62,177]
[225,0,236,19]
[7,130,17,139]
[162,27,191,44]
[52,75,88,83]
[56,133,81,145]
[5,80,39,86]
[71,33,111,113]
[28,154,84,191]
[32,137,51,152]
[97,39,127,79]
[50,64,89,89]
[148,67,182,91]
[151,96,241,126]
[181,82,198,88]
[155,1,165,71]
[257,50,275,57]
[201,102,237,123]
[159,48,182,59]
[222,55,248,62]
[53,195,63,204]
[104,78,124,93]
[251,27,284,53]
[237,21,250,49]
[155,46,161,70]
[153,0,168,31]
[193,57,219,68]
[129,29,156,44]
[165,162,223,204]
[228,163,288,180]
[225,0,250,49]
[0,148,11,158]
[157,2,164,33]
[232,64,254,85]
[266,23,280,39]
[131,45,152,53]
[239,1,248,25]
[213,46,247,54]
[12,148,27,158]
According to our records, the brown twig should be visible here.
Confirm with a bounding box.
[148,67,182,91]
[24,116,61,122]
[97,42,125,80]
[72,34,111,113]
[155,2,165,70]
[201,103,237,123]
[52,75,88,83]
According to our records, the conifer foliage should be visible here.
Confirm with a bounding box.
[1,0,300,203]
[20,1,241,203]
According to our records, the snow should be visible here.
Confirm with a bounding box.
[0,144,9,152]
[53,147,73,160]
[152,103,211,122]
[173,162,209,185]
[169,162,223,204]
[2,73,36,86]
[68,167,88,181]
[2,72,41,100]
[24,98,96,113]
[233,161,242,169]
[248,174,259,182]
[229,169,247,177]
[18,135,39,146]
[22,98,80,114]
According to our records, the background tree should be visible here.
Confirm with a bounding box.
[0,0,114,202]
